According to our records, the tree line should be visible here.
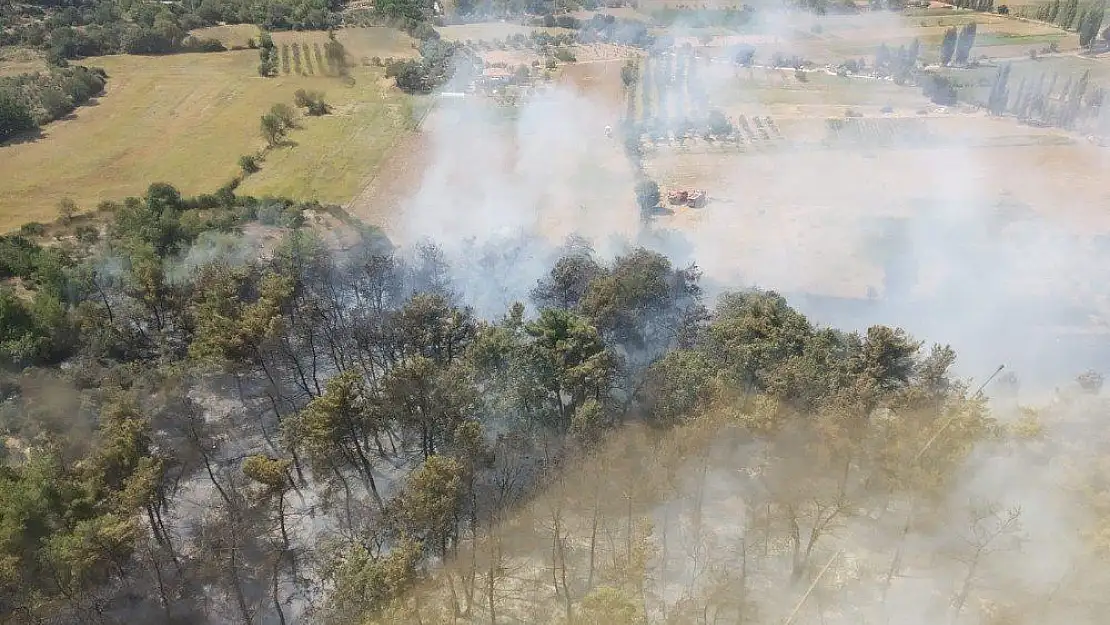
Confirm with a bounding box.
[1024,0,1106,45]
[987,63,1105,131]
[0,65,106,142]
[0,0,345,65]
[940,22,978,66]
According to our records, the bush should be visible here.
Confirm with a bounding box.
[555,15,581,28]
[19,223,46,237]
[37,88,73,121]
[239,155,261,174]
[635,179,660,215]
[57,198,77,223]
[180,37,226,53]
[294,89,329,116]
[270,103,297,129]
[0,90,38,141]
[75,225,100,243]
[921,74,958,106]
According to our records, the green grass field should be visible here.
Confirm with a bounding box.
[0,45,416,230]
[237,76,423,204]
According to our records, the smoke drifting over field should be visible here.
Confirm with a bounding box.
[364,20,1110,623]
[390,44,1110,393]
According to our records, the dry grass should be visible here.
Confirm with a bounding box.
[702,66,928,113]
[670,9,1074,64]
[272,27,419,64]
[189,25,418,60]
[560,58,631,109]
[189,23,262,48]
[436,22,572,42]
[0,46,47,77]
[0,49,414,230]
[640,112,1110,298]
[237,77,421,204]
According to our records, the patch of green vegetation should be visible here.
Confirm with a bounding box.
[0,65,106,141]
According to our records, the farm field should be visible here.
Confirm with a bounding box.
[271,27,419,65]
[189,23,261,48]
[637,6,1074,64]
[191,25,420,62]
[436,22,573,42]
[347,57,639,244]
[607,31,1110,379]
[0,46,415,230]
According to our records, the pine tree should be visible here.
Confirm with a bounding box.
[1013,75,1028,117]
[1079,3,1105,47]
[1062,69,1090,127]
[1059,0,1080,28]
[954,22,978,65]
[940,27,958,66]
[988,63,1012,115]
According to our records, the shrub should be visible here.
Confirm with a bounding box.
[57,198,77,223]
[294,89,329,116]
[239,155,261,174]
[0,90,38,141]
[554,47,576,62]
[270,103,297,129]
[75,225,100,243]
[19,222,46,237]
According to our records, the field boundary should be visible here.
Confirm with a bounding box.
[343,95,438,216]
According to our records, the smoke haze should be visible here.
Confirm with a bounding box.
[377,45,1110,395]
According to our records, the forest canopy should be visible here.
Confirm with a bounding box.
[4,183,1100,625]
